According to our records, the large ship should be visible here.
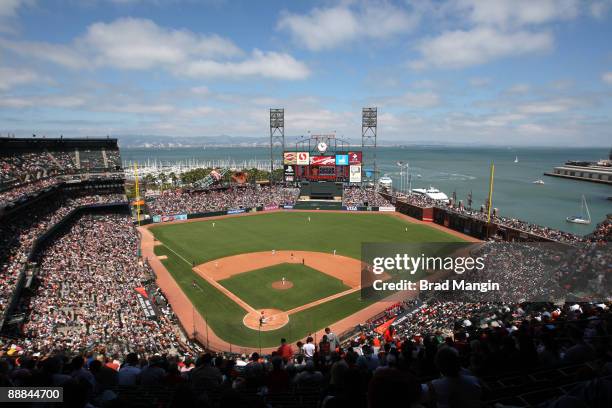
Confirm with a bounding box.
[544,149,612,185]
[412,187,450,203]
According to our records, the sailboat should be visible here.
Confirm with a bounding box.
[566,195,591,224]
[514,156,519,163]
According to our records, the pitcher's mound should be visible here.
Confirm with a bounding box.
[271,280,293,290]
[243,309,289,331]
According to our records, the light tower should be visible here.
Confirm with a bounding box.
[361,107,377,186]
[269,108,285,184]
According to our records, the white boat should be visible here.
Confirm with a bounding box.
[412,187,449,203]
[532,179,545,185]
[379,176,393,190]
[514,156,519,163]
[566,195,591,224]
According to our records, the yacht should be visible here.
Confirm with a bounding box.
[566,195,591,224]
[532,179,545,185]
[379,176,393,191]
[412,187,449,203]
[514,156,519,163]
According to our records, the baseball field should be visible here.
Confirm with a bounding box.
[146,211,467,348]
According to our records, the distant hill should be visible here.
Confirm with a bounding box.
[114,134,270,148]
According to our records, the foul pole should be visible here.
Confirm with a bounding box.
[134,162,141,226]
[486,162,495,223]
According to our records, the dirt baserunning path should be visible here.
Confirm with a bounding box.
[139,209,480,353]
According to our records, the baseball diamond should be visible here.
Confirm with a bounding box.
[142,210,470,350]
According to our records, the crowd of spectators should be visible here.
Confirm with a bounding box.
[20,213,189,356]
[0,300,609,407]
[79,148,121,171]
[147,185,300,216]
[0,150,77,187]
[494,216,583,244]
[0,192,126,319]
[342,187,392,207]
[587,216,612,243]
[0,178,62,207]
[105,148,122,169]
[1,147,123,209]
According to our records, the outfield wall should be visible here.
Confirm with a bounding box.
[149,204,396,224]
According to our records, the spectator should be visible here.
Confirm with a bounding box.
[277,338,293,363]
[303,337,316,360]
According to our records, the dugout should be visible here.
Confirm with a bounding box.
[299,181,343,200]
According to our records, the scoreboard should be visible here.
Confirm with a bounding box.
[283,151,362,183]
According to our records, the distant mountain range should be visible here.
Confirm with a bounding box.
[115,134,270,148]
[114,134,449,148]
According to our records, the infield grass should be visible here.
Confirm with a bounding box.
[218,263,350,311]
[150,211,465,347]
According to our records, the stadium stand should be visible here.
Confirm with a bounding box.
[0,137,122,208]
[342,186,392,207]
[146,185,300,216]
[390,191,595,244]
[1,139,610,406]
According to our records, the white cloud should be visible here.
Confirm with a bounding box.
[454,0,580,28]
[0,95,86,109]
[396,91,441,109]
[81,18,242,69]
[517,98,581,114]
[277,2,418,51]
[177,50,310,80]
[0,18,309,80]
[103,103,176,114]
[602,71,612,85]
[0,39,90,69]
[0,0,32,33]
[408,1,603,70]
[411,27,553,69]
[0,67,41,90]
[589,0,612,18]
[0,0,27,17]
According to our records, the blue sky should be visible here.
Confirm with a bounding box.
[0,0,611,146]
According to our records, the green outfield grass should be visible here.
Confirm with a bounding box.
[150,211,464,348]
[218,263,351,311]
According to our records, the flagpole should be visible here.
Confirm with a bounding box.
[486,162,495,224]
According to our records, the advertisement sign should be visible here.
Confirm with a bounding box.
[335,154,349,165]
[348,151,362,164]
[135,288,156,319]
[310,156,335,165]
[263,205,278,211]
[378,206,396,212]
[227,209,246,215]
[349,165,362,183]
[283,205,294,209]
[152,215,162,223]
[284,165,295,182]
[345,206,358,211]
[297,152,309,165]
[283,152,297,165]
[161,214,188,222]
[136,293,157,319]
